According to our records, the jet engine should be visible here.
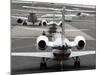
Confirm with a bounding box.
[74,36,86,49]
[17,18,23,24]
[76,12,81,16]
[17,18,28,25]
[76,12,88,18]
[41,20,48,26]
[36,35,49,50]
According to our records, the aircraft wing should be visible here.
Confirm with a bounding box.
[12,15,28,20]
[12,52,54,58]
[69,51,95,58]
[12,9,61,15]
[23,6,61,11]
[12,51,95,58]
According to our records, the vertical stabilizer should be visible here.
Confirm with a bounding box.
[61,7,66,46]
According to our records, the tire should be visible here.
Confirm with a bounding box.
[39,22,42,26]
[77,61,80,68]
[23,22,27,26]
[60,24,62,27]
[40,62,47,70]
[74,61,80,68]
[74,61,77,68]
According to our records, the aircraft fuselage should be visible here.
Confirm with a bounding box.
[52,49,71,60]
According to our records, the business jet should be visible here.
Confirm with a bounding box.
[12,7,95,69]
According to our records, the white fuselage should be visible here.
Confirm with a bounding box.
[51,37,72,60]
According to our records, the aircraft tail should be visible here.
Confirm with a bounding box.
[61,7,66,46]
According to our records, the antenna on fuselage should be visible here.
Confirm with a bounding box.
[61,7,66,46]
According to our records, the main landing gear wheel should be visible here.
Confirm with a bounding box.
[23,20,27,26]
[40,58,47,70]
[60,61,64,71]
[42,31,46,36]
[74,56,80,68]
[39,22,42,26]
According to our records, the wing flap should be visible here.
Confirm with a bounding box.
[69,51,96,57]
[12,16,27,20]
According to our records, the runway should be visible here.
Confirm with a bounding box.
[11,1,96,75]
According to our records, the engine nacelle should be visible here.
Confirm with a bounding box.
[41,20,47,26]
[74,36,86,49]
[76,12,81,16]
[17,18,23,24]
[36,35,48,50]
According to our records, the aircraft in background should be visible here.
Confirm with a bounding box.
[40,12,92,22]
[12,7,95,69]
[11,13,63,26]
[11,8,93,26]
[11,1,95,26]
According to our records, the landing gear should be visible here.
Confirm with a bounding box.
[42,31,46,36]
[74,56,80,68]
[39,22,42,26]
[60,61,64,71]
[40,58,47,70]
[23,20,27,26]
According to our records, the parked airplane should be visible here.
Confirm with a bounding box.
[12,7,95,69]
[11,3,95,26]
[40,12,91,22]
[11,10,92,26]
[11,13,63,26]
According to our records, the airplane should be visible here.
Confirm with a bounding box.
[11,1,95,27]
[11,7,95,69]
[12,0,96,11]
[40,12,92,22]
[11,13,63,27]
[11,8,93,27]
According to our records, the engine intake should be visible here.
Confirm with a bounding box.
[37,35,48,50]
[17,18,23,23]
[38,40,47,50]
[77,40,85,49]
[41,20,47,26]
[74,36,86,49]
